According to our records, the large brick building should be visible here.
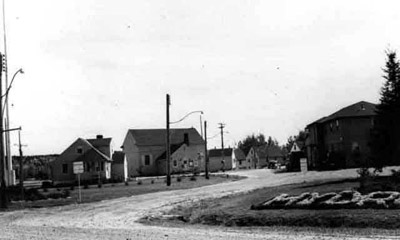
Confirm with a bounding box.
[305,101,376,170]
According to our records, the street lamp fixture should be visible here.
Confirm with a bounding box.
[0,62,24,208]
[165,94,204,186]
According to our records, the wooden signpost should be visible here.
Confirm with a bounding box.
[73,162,84,203]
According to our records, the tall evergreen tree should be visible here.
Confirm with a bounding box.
[371,50,400,168]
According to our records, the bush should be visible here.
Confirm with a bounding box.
[41,181,53,188]
[137,180,143,185]
[391,170,400,183]
[190,176,197,181]
[177,177,182,182]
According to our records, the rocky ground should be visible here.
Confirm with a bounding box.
[0,168,399,240]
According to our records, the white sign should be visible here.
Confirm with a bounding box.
[300,158,308,172]
[73,162,84,174]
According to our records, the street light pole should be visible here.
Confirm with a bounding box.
[0,52,7,208]
[165,95,203,186]
[166,94,171,186]
[204,121,209,179]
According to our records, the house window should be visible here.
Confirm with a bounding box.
[144,155,151,165]
[77,147,83,154]
[336,120,339,130]
[62,164,68,174]
[173,160,178,167]
[329,123,333,132]
[189,159,194,167]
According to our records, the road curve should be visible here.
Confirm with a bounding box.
[0,168,398,240]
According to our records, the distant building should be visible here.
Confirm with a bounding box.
[305,101,376,170]
[51,135,112,184]
[111,151,128,182]
[232,148,246,170]
[208,148,233,172]
[122,128,205,177]
[256,145,286,168]
[244,147,258,169]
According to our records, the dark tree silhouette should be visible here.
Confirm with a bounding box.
[371,50,400,168]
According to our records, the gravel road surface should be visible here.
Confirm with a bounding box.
[0,168,399,240]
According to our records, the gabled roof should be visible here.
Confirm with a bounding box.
[290,141,305,153]
[208,148,233,158]
[112,151,125,164]
[128,128,204,146]
[233,148,246,160]
[308,101,376,127]
[75,138,112,162]
[87,137,112,148]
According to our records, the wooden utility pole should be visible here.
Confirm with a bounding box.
[204,121,209,179]
[218,123,225,171]
[0,52,7,208]
[17,129,24,200]
[166,94,171,186]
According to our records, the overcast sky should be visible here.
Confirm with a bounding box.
[2,0,400,155]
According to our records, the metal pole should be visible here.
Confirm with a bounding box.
[200,114,203,138]
[0,52,7,208]
[166,94,171,186]
[78,173,81,203]
[204,121,209,179]
[18,130,23,201]
[2,0,12,186]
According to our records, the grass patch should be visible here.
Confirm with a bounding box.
[7,175,241,210]
[145,178,400,229]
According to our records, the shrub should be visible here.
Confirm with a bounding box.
[391,170,400,183]
[63,189,71,197]
[137,180,143,185]
[190,176,197,181]
[41,181,53,189]
[177,177,182,182]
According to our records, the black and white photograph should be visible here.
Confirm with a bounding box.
[0,0,400,239]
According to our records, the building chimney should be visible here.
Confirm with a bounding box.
[96,135,103,139]
[184,133,189,146]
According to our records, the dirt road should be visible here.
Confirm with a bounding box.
[0,168,399,240]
